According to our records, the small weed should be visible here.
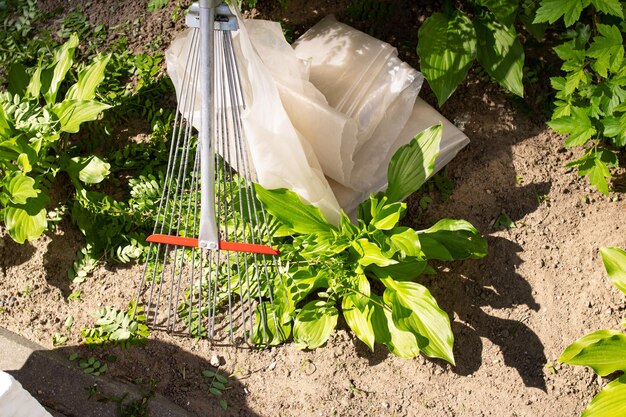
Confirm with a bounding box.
[201,369,231,411]
[52,333,68,347]
[492,213,516,230]
[65,315,75,330]
[67,290,82,302]
[80,301,149,348]
[76,356,108,376]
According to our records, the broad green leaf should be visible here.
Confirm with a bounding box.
[293,300,338,350]
[66,54,111,101]
[417,12,477,105]
[475,14,524,97]
[41,34,79,105]
[418,219,488,261]
[7,63,29,96]
[582,375,626,417]
[252,302,291,347]
[587,24,624,78]
[382,277,454,363]
[0,106,12,138]
[600,247,626,295]
[601,115,626,147]
[388,227,423,258]
[254,185,334,235]
[370,294,421,358]
[591,0,623,18]
[518,14,548,41]
[300,232,350,258]
[342,294,375,351]
[5,205,47,243]
[385,124,442,203]
[479,0,518,26]
[548,107,596,147]
[369,260,429,281]
[67,156,111,184]
[353,238,398,267]
[534,0,590,27]
[559,330,626,375]
[26,62,43,99]
[6,174,38,204]
[578,152,612,195]
[17,154,32,173]
[371,201,405,230]
[52,100,111,133]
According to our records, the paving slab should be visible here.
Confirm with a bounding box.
[0,327,191,417]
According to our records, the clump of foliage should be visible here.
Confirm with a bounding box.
[202,369,231,411]
[533,0,626,195]
[417,0,545,105]
[81,301,150,348]
[0,34,112,243]
[253,124,487,361]
[559,247,626,416]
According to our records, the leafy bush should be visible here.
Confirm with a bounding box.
[417,0,544,105]
[0,34,111,243]
[534,0,626,195]
[253,125,487,361]
[559,247,626,417]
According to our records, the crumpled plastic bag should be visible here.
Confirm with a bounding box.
[165,7,470,224]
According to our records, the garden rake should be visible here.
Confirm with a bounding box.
[135,1,281,344]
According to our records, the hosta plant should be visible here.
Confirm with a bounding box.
[559,247,626,416]
[254,124,488,362]
[0,34,111,243]
[534,0,626,194]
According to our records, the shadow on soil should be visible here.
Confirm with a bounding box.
[11,338,259,417]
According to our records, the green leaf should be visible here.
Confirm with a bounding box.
[587,24,624,78]
[147,0,169,11]
[534,0,590,27]
[252,302,291,347]
[293,300,338,350]
[370,294,421,358]
[577,151,613,195]
[559,330,626,375]
[385,124,442,203]
[388,227,424,258]
[582,375,626,417]
[52,100,111,134]
[342,293,375,351]
[474,14,524,97]
[67,156,111,184]
[600,247,626,295]
[7,63,29,96]
[41,33,79,105]
[6,174,39,204]
[66,54,112,101]
[418,219,488,261]
[381,277,455,364]
[601,114,626,147]
[548,107,596,147]
[0,106,12,138]
[353,238,398,267]
[370,201,405,230]
[5,205,47,243]
[479,0,518,26]
[417,12,477,105]
[26,63,43,99]
[254,185,334,235]
[591,0,623,18]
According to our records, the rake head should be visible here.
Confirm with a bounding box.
[135,2,285,345]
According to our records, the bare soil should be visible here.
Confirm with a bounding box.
[2,1,626,416]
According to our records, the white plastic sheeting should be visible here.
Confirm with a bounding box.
[0,371,51,417]
[165,10,469,224]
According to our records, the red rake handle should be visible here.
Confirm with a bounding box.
[146,234,280,256]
